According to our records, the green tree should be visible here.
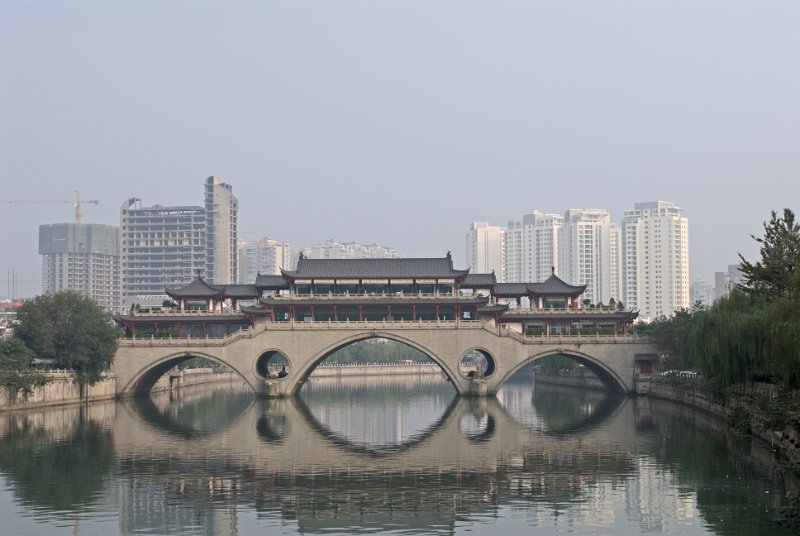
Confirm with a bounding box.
[0,338,49,397]
[738,208,800,301]
[13,291,121,384]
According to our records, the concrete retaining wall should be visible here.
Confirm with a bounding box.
[534,371,606,390]
[311,363,443,377]
[151,368,239,393]
[0,371,116,411]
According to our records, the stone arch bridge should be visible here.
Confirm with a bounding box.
[113,319,658,398]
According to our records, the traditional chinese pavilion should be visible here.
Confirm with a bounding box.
[114,253,637,337]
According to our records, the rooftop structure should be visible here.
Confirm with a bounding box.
[116,254,637,339]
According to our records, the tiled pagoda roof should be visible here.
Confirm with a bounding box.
[463,273,497,287]
[166,276,225,299]
[528,273,587,296]
[255,274,290,289]
[281,254,469,280]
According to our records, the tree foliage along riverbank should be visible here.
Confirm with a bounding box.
[12,290,121,385]
[640,209,800,391]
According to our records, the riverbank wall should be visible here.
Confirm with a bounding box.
[533,371,606,390]
[0,371,117,411]
[0,368,237,412]
[536,371,800,461]
[311,362,443,377]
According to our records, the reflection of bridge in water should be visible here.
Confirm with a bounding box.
[3,380,792,536]
[114,384,637,476]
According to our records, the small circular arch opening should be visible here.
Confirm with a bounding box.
[459,349,496,379]
[256,350,291,380]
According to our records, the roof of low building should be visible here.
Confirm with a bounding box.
[255,274,290,289]
[492,283,531,297]
[463,273,497,287]
[221,284,260,298]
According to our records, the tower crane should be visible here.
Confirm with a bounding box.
[0,191,99,224]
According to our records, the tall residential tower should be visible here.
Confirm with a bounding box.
[621,201,689,320]
[39,223,120,311]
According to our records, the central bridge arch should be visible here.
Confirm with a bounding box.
[283,331,457,396]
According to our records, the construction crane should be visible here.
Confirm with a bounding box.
[0,191,99,224]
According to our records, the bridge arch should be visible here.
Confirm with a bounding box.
[500,349,628,394]
[282,331,459,396]
[119,351,257,397]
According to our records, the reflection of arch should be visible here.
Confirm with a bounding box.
[125,390,255,439]
[288,332,458,394]
[121,351,255,396]
[530,384,624,436]
[256,414,288,443]
[500,349,627,395]
[293,393,461,456]
[460,413,496,442]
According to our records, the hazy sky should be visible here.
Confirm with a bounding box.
[2,0,798,298]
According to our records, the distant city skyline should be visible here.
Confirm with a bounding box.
[3,1,798,298]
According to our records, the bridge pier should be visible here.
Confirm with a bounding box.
[469,378,489,396]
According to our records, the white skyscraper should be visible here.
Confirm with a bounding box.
[561,209,616,306]
[505,211,562,283]
[466,222,506,281]
[622,201,689,320]
[204,176,239,284]
[238,237,292,283]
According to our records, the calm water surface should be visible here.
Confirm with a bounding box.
[0,373,796,536]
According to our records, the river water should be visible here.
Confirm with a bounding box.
[0,372,796,536]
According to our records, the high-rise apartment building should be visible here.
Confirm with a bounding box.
[302,240,401,260]
[690,278,713,307]
[561,209,617,306]
[120,199,206,301]
[466,222,506,281]
[621,201,689,320]
[238,237,292,283]
[120,177,239,305]
[205,176,239,285]
[505,211,562,283]
[39,223,120,311]
[714,264,743,302]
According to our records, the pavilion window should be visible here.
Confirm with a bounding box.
[418,284,435,295]
[392,284,414,295]
[439,284,453,295]
[338,283,359,295]
[315,284,333,294]
[364,284,384,295]
[296,283,312,295]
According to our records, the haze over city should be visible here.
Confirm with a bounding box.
[2,0,799,298]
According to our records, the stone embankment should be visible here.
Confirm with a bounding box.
[0,368,236,411]
[0,370,116,411]
[311,362,442,378]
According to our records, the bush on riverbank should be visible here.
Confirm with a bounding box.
[13,291,121,385]
[0,338,49,398]
[641,209,800,392]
